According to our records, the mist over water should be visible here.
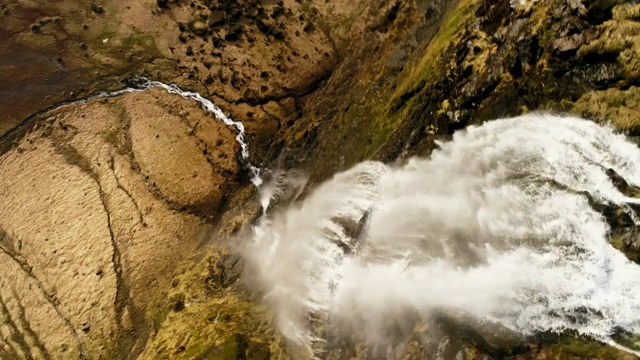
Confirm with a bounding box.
[242,114,640,357]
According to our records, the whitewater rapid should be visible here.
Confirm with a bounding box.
[243,114,640,357]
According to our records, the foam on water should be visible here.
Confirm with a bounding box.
[243,114,640,357]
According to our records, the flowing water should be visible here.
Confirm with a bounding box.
[28,80,640,357]
[243,114,640,358]
[7,78,262,184]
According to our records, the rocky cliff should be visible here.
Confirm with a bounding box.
[2,0,640,359]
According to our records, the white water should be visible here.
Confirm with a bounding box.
[243,114,640,357]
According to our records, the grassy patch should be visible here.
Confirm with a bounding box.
[393,0,477,100]
[548,336,626,359]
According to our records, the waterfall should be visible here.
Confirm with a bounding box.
[242,113,640,357]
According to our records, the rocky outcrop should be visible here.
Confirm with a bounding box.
[0,89,243,358]
[4,0,640,358]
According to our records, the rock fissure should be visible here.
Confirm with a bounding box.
[93,172,150,359]
[108,155,147,228]
[0,291,34,360]
[9,288,51,360]
[0,229,87,359]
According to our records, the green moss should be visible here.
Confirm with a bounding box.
[571,87,640,135]
[149,293,185,331]
[393,0,477,100]
[610,236,625,251]
[610,235,640,263]
[611,331,640,352]
[548,336,626,359]
[101,128,120,146]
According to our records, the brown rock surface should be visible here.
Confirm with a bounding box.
[127,89,239,213]
[0,88,242,358]
[5,0,640,358]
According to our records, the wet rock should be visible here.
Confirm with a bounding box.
[606,168,640,198]
[216,253,244,287]
[433,311,530,357]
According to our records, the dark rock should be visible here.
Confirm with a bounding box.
[303,21,315,32]
[212,37,224,48]
[582,62,623,88]
[224,32,239,41]
[230,71,243,89]
[203,334,249,359]
[552,33,587,56]
[208,10,225,27]
[80,322,91,333]
[606,168,640,198]
[157,0,169,8]
[255,16,273,34]
[172,296,185,311]
[91,4,104,14]
[246,7,260,18]
[230,8,242,20]
[216,253,244,287]
[224,25,242,41]
[433,311,530,358]
[271,5,284,18]
[247,341,270,360]
[583,191,634,230]
[272,26,285,40]
[585,0,618,24]
[187,19,208,36]
[185,45,194,56]
[242,88,258,104]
